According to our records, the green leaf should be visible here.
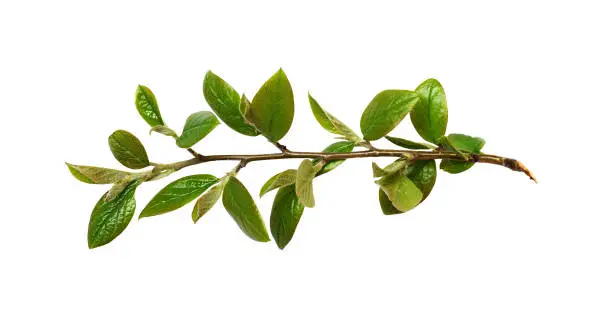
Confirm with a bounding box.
[360,90,419,141]
[246,69,294,142]
[440,134,485,174]
[105,177,134,202]
[377,160,437,214]
[405,160,437,201]
[378,189,402,215]
[222,176,270,242]
[372,158,408,178]
[108,130,150,169]
[192,179,227,223]
[88,180,139,248]
[295,160,317,208]
[313,141,355,176]
[176,111,220,148]
[410,79,448,144]
[308,93,361,142]
[270,185,305,249]
[385,136,435,150]
[376,171,423,212]
[149,125,178,138]
[259,169,297,197]
[140,174,218,218]
[135,85,164,127]
[239,94,250,116]
[66,163,130,184]
[203,71,259,136]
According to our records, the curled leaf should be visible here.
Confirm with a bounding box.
[308,93,361,142]
[295,160,317,208]
[385,136,435,150]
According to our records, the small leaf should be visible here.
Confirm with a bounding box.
[270,185,305,249]
[149,125,178,138]
[410,79,448,144]
[259,169,297,197]
[246,69,294,142]
[313,141,355,176]
[135,85,164,127]
[108,130,150,169]
[203,71,259,136]
[192,179,227,223]
[440,134,485,174]
[88,180,139,248]
[377,160,437,214]
[378,189,402,215]
[66,163,130,184]
[295,160,317,208]
[405,160,437,201]
[239,94,250,117]
[105,177,134,202]
[140,174,218,218]
[360,90,419,141]
[176,111,220,148]
[308,93,361,142]
[372,162,387,178]
[222,176,270,242]
[385,136,435,150]
[373,158,409,178]
[376,171,423,212]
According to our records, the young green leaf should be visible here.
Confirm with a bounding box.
[150,125,178,138]
[176,111,220,148]
[105,177,134,202]
[239,94,250,116]
[313,141,355,176]
[135,85,164,127]
[385,136,435,150]
[440,134,485,174]
[270,184,305,249]
[66,163,130,184]
[405,160,437,201]
[360,90,419,141]
[308,93,361,142]
[108,130,150,169]
[192,179,227,223]
[259,169,297,197]
[411,79,448,144]
[376,171,423,212]
[222,176,270,242]
[378,189,402,215]
[372,158,409,178]
[140,174,218,218]
[203,71,259,136]
[295,160,317,208]
[246,69,294,142]
[88,180,139,248]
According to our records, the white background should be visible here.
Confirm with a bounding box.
[1,1,611,320]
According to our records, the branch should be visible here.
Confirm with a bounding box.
[167,148,536,182]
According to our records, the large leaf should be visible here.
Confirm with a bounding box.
[135,85,164,127]
[376,171,423,212]
[360,90,419,141]
[308,93,361,142]
[385,136,435,150]
[246,69,294,142]
[222,176,270,242]
[440,134,485,174]
[314,141,355,176]
[259,169,297,197]
[176,111,220,148]
[140,174,218,218]
[88,180,139,248]
[295,160,317,208]
[66,163,130,184]
[192,179,227,223]
[411,79,448,144]
[108,130,150,169]
[270,185,305,249]
[203,71,259,136]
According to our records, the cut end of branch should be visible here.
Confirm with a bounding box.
[507,159,537,183]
